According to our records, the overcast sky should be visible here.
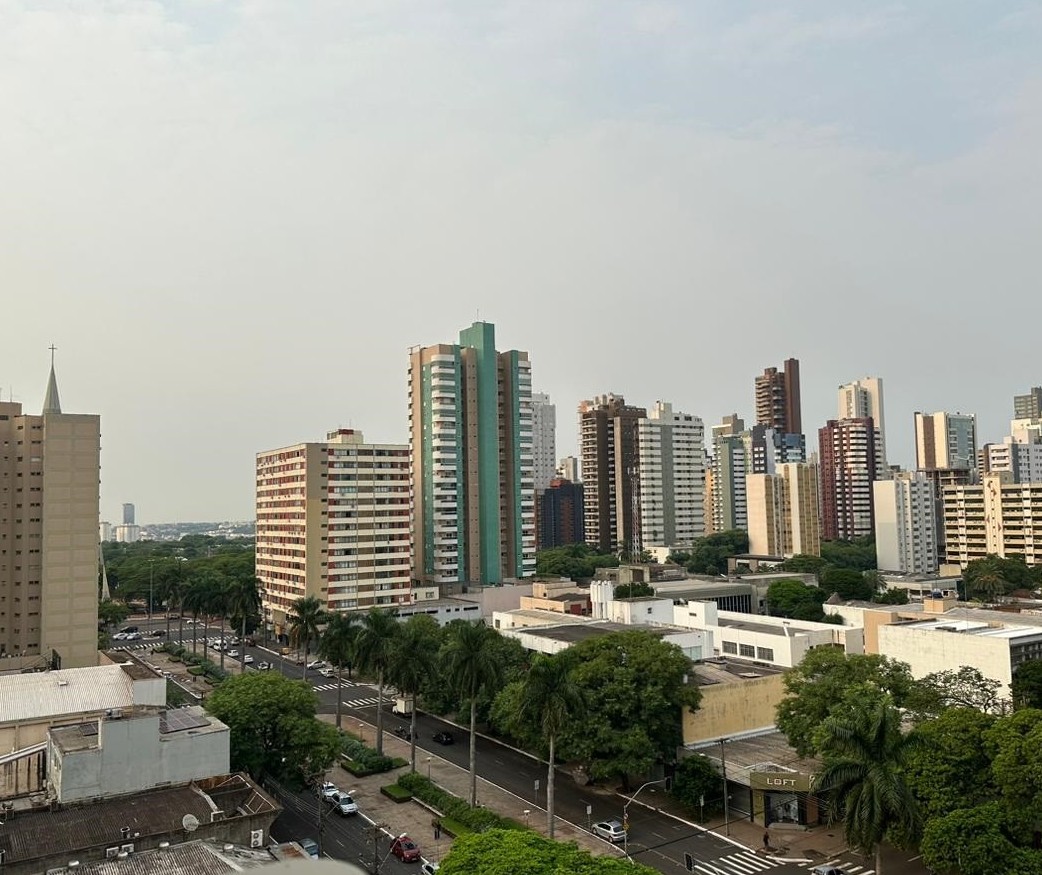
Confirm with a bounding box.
[3,1,1041,523]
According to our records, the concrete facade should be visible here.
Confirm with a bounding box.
[837,377,888,471]
[818,417,880,541]
[915,411,977,473]
[710,415,748,533]
[942,473,1042,567]
[531,392,557,492]
[873,471,938,573]
[754,358,801,436]
[746,463,820,558]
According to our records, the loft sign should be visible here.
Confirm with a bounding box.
[750,771,814,792]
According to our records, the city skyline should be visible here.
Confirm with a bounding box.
[3,2,1040,521]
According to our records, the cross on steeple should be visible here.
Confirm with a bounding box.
[49,344,57,365]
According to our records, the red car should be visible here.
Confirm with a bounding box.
[390,835,421,863]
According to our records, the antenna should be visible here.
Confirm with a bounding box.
[49,344,57,366]
[182,814,200,832]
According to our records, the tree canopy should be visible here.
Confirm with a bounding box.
[439,828,658,875]
[535,543,620,580]
[669,530,748,576]
[205,671,340,782]
[964,554,1041,600]
[1012,660,1042,710]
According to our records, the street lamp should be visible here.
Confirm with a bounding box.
[523,809,531,829]
[358,722,365,745]
[427,756,432,781]
[622,777,672,859]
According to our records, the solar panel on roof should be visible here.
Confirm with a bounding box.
[159,709,209,733]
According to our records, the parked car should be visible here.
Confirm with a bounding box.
[420,862,440,875]
[306,660,327,670]
[298,838,319,859]
[390,835,421,863]
[320,782,340,802]
[432,731,454,746]
[150,630,165,637]
[256,661,272,671]
[330,790,358,816]
[810,868,847,875]
[243,654,254,664]
[592,820,626,843]
[319,667,337,678]
[227,650,239,658]
[125,632,142,641]
[120,626,139,634]
[112,632,127,640]
[393,725,412,740]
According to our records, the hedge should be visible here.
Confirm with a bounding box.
[187,665,205,676]
[396,773,525,833]
[340,736,400,776]
[438,817,474,838]
[380,784,413,803]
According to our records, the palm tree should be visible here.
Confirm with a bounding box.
[354,609,400,755]
[511,653,585,837]
[225,575,261,670]
[318,612,360,730]
[442,620,502,806]
[182,577,211,656]
[813,700,921,875]
[388,623,436,772]
[288,596,325,682]
[972,572,1006,603]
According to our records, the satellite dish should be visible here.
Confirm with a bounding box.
[182,814,200,833]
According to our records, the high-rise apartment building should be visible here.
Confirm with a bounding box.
[537,479,585,549]
[943,473,1042,567]
[746,463,820,557]
[409,322,535,585]
[122,503,135,525]
[873,472,938,573]
[557,456,580,483]
[819,418,879,540]
[915,411,977,473]
[256,429,428,634]
[1014,388,1042,420]
[747,425,806,474]
[531,393,557,492]
[578,394,646,553]
[838,378,888,471]
[634,402,705,550]
[0,361,101,670]
[755,358,802,435]
[710,415,748,534]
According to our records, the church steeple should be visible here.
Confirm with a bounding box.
[42,344,62,415]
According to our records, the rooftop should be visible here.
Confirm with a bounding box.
[74,840,312,875]
[690,730,821,781]
[691,660,785,686]
[0,665,149,726]
[521,621,670,644]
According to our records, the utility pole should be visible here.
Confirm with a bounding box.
[720,738,730,836]
[148,559,155,625]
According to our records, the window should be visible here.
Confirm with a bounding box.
[756,647,774,661]
[722,641,737,655]
[739,644,755,658]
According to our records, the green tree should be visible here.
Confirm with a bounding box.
[777,553,828,575]
[442,620,503,806]
[98,599,130,628]
[814,700,920,875]
[614,582,655,599]
[224,575,261,670]
[1012,660,1042,710]
[354,608,400,755]
[965,554,1032,597]
[205,671,341,781]
[318,611,359,731]
[983,708,1042,825]
[387,618,437,772]
[765,579,825,619]
[671,755,721,820]
[920,803,1036,875]
[972,572,1009,603]
[903,707,997,821]
[819,566,874,601]
[182,574,216,656]
[776,649,916,758]
[439,828,659,875]
[872,588,909,605]
[819,537,877,572]
[504,653,584,837]
[535,543,620,580]
[669,530,749,576]
[557,630,700,787]
[906,666,1008,720]
[287,596,325,682]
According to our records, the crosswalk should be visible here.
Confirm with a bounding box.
[681,850,874,875]
[341,696,380,708]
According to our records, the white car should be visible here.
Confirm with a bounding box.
[330,790,358,816]
[227,650,239,658]
[420,862,440,875]
[810,868,847,875]
[320,782,339,802]
[592,820,626,843]
[319,667,337,678]
[306,660,327,670]
[243,654,254,664]
[112,632,127,640]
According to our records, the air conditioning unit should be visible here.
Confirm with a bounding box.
[105,847,119,859]
[120,844,134,854]
[250,830,263,848]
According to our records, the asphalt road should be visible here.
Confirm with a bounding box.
[117,617,890,875]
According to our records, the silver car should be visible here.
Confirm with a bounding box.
[592,820,626,843]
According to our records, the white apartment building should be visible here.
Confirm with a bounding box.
[838,377,888,471]
[915,411,977,472]
[873,472,938,573]
[531,392,557,492]
[711,415,748,533]
[636,402,705,550]
[981,434,1042,484]
[256,429,434,635]
[746,463,820,557]
[942,472,1042,567]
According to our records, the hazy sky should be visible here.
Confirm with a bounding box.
[3,1,1041,522]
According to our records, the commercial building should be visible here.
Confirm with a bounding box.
[873,471,938,573]
[256,429,435,635]
[754,358,802,435]
[914,411,978,473]
[531,392,557,492]
[942,473,1042,567]
[746,463,821,558]
[409,321,536,585]
[1015,387,1042,420]
[0,359,101,671]
[710,415,749,534]
[537,478,584,549]
[578,394,646,553]
[818,417,880,541]
[837,377,888,471]
[635,402,705,551]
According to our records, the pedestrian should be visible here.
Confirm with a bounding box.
[763,831,770,851]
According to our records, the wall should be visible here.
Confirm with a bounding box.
[51,713,230,804]
[455,583,532,617]
[682,674,787,744]
[877,624,1014,694]
[611,598,675,626]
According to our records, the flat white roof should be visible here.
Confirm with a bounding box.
[0,665,137,725]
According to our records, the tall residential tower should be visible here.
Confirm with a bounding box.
[755,358,802,435]
[409,322,535,585]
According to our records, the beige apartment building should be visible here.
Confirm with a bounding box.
[746,463,820,557]
[0,363,101,671]
[942,472,1042,567]
[256,429,434,636]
